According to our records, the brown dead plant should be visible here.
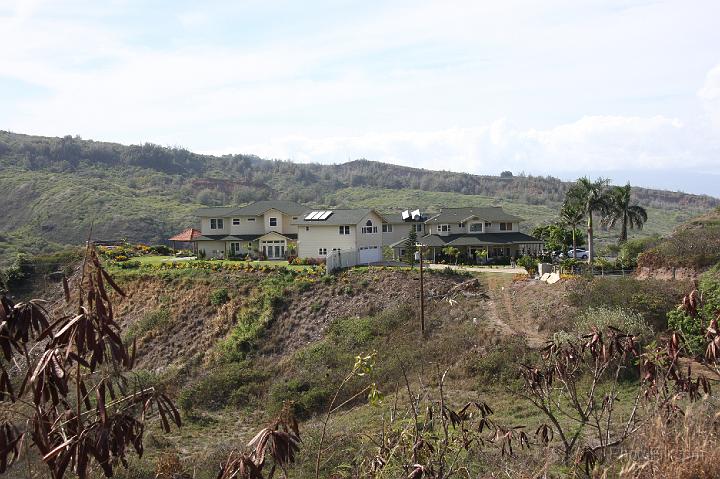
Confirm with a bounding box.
[216,403,301,479]
[0,242,180,478]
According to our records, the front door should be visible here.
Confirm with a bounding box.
[262,241,286,259]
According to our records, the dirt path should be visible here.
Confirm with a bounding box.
[481,275,549,348]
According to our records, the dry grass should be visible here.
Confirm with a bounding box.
[604,402,720,479]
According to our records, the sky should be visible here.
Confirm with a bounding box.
[1,0,719,197]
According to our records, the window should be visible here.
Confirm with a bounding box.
[339,225,350,235]
[414,224,424,233]
[210,218,224,230]
[230,242,241,254]
[269,217,278,227]
[247,217,255,222]
[292,217,298,220]
[382,224,393,233]
[361,219,378,234]
[470,223,483,232]
[318,248,327,256]
[232,218,240,226]
[500,223,506,231]
[305,226,309,231]
[485,222,491,228]
[439,224,450,233]
[500,222,512,231]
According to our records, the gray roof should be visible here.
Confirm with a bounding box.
[194,201,307,218]
[390,232,542,248]
[293,209,386,226]
[234,200,307,216]
[425,207,523,224]
[381,211,436,224]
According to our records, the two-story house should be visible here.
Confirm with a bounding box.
[193,200,306,259]
[292,208,386,263]
[380,212,427,248]
[389,206,543,262]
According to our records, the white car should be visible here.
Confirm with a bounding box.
[567,249,589,260]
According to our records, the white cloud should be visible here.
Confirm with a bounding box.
[1,1,720,195]
[699,63,720,131]
[222,114,717,177]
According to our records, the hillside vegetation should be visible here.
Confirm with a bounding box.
[637,206,720,276]
[1,131,717,264]
[5,246,719,477]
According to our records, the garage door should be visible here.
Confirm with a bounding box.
[358,246,382,264]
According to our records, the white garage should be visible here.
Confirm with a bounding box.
[358,245,382,264]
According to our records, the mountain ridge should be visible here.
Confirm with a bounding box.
[1,130,717,262]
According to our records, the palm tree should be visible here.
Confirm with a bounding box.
[565,177,612,264]
[559,203,584,259]
[603,183,648,243]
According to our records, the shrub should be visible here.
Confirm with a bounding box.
[668,266,720,355]
[125,307,171,342]
[178,362,266,413]
[210,287,230,306]
[468,336,535,388]
[150,244,173,256]
[516,255,539,274]
[114,260,141,269]
[575,306,654,344]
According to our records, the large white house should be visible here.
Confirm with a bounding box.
[193,200,306,259]
[389,206,543,262]
[292,208,386,263]
[186,201,541,264]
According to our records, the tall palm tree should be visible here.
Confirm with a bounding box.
[565,177,612,263]
[603,183,648,243]
[560,202,584,259]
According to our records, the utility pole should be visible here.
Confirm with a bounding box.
[415,244,425,335]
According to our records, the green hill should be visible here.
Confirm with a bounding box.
[1,130,717,264]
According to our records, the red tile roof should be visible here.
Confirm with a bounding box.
[169,228,202,242]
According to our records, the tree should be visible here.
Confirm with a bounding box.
[0,245,180,477]
[559,203,585,259]
[603,183,648,243]
[442,246,460,265]
[565,177,612,264]
[532,223,583,254]
[403,229,418,267]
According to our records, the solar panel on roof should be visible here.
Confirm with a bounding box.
[310,211,325,220]
[304,211,318,220]
[318,210,333,220]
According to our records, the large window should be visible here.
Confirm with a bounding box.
[210,218,224,230]
[382,224,393,233]
[470,223,483,232]
[414,224,424,233]
[500,222,512,231]
[339,225,350,235]
[361,220,378,234]
[439,224,450,233]
[269,217,278,227]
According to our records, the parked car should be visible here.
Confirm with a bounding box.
[567,249,589,260]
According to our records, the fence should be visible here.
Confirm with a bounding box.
[325,249,361,274]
